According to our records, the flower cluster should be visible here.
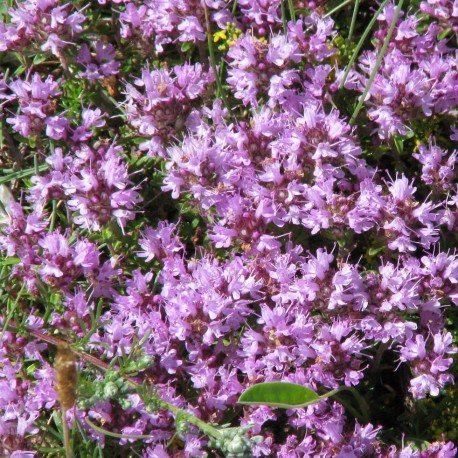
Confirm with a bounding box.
[227,15,335,107]
[0,0,85,56]
[3,73,63,139]
[27,121,141,230]
[0,0,457,457]
[342,5,458,139]
[75,40,120,81]
[118,0,211,52]
[123,63,215,155]
[0,327,55,456]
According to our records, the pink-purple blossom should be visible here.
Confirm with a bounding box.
[0,0,457,456]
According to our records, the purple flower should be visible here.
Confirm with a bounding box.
[413,141,457,191]
[137,222,184,262]
[124,63,214,154]
[400,330,456,398]
[1,0,457,455]
[76,41,120,81]
[287,14,337,62]
[4,73,63,138]
[29,139,140,230]
[237,0,282,31]
[71,107,106,142]
[0,0,85,55]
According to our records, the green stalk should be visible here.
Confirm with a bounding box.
[338,0,390,90]
[323,0,353,19]
[281,0,288,34]
[349,0,405,125]
[0,163,48,185]
[300,386,370,423]
[85,418,167,440]
[287,0,296,22]
[203,3,231,115]
[24,329,223,442]
[347,0,360,45]
[337,386,370,423]
[49,199,59,232]
[0,283,26,342]
[62,407,73,458]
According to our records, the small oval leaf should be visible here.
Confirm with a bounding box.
[238,382,320,409]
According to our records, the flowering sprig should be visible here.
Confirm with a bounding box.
[0,0,458,456]
[123,63,215,155]
[28,136,141,231]
[75,40,120,81]
[0,0,85,56]
[3,73,63,139]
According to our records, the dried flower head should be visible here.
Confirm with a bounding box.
[55,343,77,410]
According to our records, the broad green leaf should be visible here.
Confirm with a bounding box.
[238,382,320,409]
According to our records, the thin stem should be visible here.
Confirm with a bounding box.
[49,199,59,232]
[0,163,48,185]
[338,0,390,90]
[203,2,232,115]
[372,341,391,375]
[280,0,288,34]
[24,328,223,441]
[323,0,353,19]
[389,137,407,173]
[316,386,370,423]
[287,0,296,22]
[317,387,343,401]
[153,397,223,440]
[349,0,405,125]
[0,283,26,343]
[86,418,157,440]
[347,0,360,45]
[61,406,73,458]
[340,386,370,423]
[15,51,29,73]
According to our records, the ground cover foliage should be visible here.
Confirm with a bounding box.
[0,0,458,456]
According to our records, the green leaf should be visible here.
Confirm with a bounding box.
[437,28,451,41]
[180,41,195,53]
[13,64,26,77]
[103,219,124,242]
[0,256,19,266]
[368,245,385,256]
[393,134,404,154]
[129,155,157,169]
[238,382,320,409]
[0,163,49,185]
[0,2,9,21]
[33,54,48,65]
